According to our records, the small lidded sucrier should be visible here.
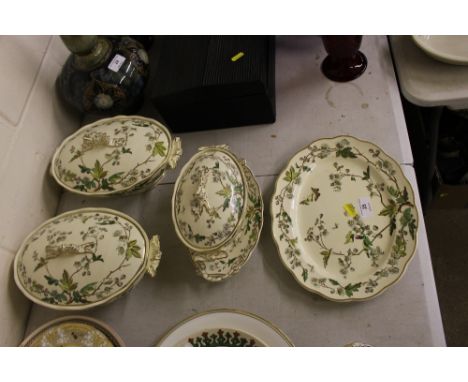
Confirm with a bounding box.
[172,145,263,282]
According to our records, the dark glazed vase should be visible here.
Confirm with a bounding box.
[321,36,367,82]
[57,35,149,116]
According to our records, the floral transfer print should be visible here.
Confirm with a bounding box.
[191,163,263,281]
[272,138,418,300]
[54,118,170,194]
[17,211,146,307]
[175,150,245,249]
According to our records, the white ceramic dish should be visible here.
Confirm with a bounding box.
[20,316,125,347]
[14,208,161,310]
[156,309,293,347]
[271,136,419,302]
[413,35,468,65]
[51,115,182,196]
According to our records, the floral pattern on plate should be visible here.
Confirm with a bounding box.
[271,136,419,301]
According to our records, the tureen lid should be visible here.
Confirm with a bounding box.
[14,208,161,310]
[51,115,182,196]
[172,145,248,252]
[20,316,125,347]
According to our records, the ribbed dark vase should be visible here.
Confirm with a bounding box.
[321,36,367,82]
[57,35,149,117]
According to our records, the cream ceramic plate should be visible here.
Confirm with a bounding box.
[51,115,182,196]
[271,136,419,302]
[20,316,124,347]
[157,309,293,347]
[14,208,161,310]
[413,35,468,65]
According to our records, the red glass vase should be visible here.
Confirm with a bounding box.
[321,36,367,82]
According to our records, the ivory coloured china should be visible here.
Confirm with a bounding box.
[172,145,262,281]
[156,309,293,347]
[189,161,263,281]
[20,316,125,347]
[51,115,182,196]
[413,35,468,65]
[14,208,161,310]
[271,136,419,302]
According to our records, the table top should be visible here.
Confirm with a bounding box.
[390,36,468,109]
[24,36,445,346]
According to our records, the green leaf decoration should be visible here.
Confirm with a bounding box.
[44,275,59,286]
[387,186,399,198]
[344,231,355,244]
[321,249,332,268]
[363,235,372,248]
[34,257,48,272]
[78,164,91,174]
[108,172,124,184]
[300,187,321,205]
[126,240,142,260]
[336,146,357,159]
[362,166,371,180]
[344,282,362,297]
[194,233,206,243]
[329,278,340,286]
[122,147,132,154]
[59,269,77,292]
[283,166,299,183]
[216,186,232,198]
[90,160,107,180]
[302,268,309,282]
[70,150,83,162]
[79,282,97,296]
[378,201,397,218]
[152,141,167,157]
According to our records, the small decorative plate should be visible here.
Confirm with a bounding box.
[156,309,293,347]
[190,162,263,281]
[20,316,125,347]
[14,208,161,310]
[271,136,419,302]
[51,115,182,196]
[413,35,468,65]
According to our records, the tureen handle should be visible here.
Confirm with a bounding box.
[198,144,230,151]
[167,137,182,169]
[146,235,162,277]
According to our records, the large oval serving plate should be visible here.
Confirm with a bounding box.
[51,115,182,196]
[413,35,468,65]
[157,309,293,347]
[271,136,419,302]
[14,208,161,310]
[20,316,125,347]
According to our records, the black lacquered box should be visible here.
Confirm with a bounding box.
[151,35,276,132]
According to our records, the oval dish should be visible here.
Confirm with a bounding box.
[271,136,419,302]
[51,115,182,196]
[14,208,161,310]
